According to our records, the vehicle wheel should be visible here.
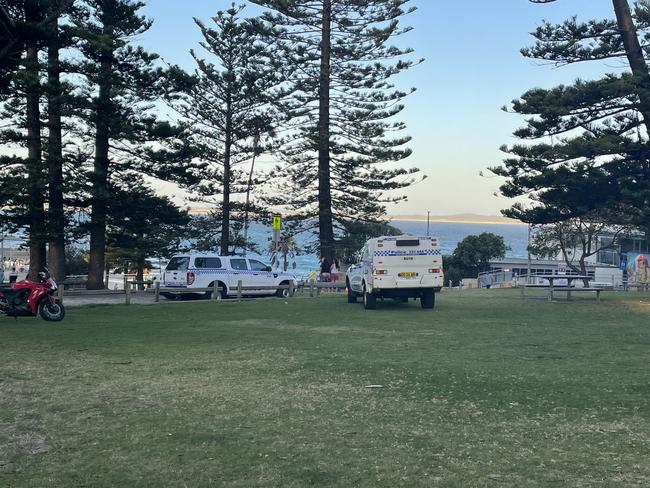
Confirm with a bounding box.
[160,292,178,300]
[363,284,377,310]
[38,299,65,321]
[421,290,435,309]
[205,282,227,300]
[347,280,357,303]
[276,281,292,298]
[204,282,215,299]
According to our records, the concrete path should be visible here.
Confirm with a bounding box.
[60,292,158,307]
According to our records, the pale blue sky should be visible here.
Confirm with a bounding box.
[139,0,621,216]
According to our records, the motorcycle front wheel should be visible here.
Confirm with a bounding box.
[38,299,65,322]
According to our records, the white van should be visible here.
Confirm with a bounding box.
[161,253,297,299]
[346,235,444,309]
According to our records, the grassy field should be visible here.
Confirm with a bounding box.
[1,290,650,487]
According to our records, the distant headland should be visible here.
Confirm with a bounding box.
[389,214,522,225]
[187,208,522,225]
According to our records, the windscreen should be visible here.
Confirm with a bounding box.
[396,239,420,247]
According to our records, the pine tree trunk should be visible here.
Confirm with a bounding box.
[221,119,232,256]
[611,0,650,243]
[136,253,145,291]
[47,13,66,281]
[24,5,47,280]
[87,48,113,290]
[612,0,650,135]
[243,137,259,254]
[317,0,334,260]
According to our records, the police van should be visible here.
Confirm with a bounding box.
[161,253,297,299]
[346,235,444,309]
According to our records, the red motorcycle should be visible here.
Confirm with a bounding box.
[0,271,65,321]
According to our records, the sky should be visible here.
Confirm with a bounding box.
[137,0,622,216]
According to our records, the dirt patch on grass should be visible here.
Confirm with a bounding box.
[625,299,650,315]
[0,378,49,473]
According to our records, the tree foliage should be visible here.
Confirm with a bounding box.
[106,184,190,284]
[177,4,281,255]
[251,0,422,258]
[490,0,650,236]
[529,210,631,282]
[71,0,195,288]
[443,233,509,285]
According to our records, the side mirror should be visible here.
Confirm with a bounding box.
[263,266,273,272]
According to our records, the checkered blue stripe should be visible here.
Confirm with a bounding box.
[189,268,294,277]
[374,249,441,257]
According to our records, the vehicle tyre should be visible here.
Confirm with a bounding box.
[398,297,409,303]
[38,299,65,321]
[347,280,357,303]
[205,282,227,300]
[421,290,435,309]
[276,281,292,298]
[204,282,215,299]
[160,292,178,300]
[363,284,377,310]
[218,282,228,300]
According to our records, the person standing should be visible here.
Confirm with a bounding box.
[320,256,332,282]
[330,258,339,283]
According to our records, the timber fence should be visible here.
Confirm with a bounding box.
[56,279,347,306]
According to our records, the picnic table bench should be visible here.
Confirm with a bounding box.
[519,275,609,302]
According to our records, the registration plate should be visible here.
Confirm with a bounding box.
[399,272,418,279]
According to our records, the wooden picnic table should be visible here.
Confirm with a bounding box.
[520,274,602,302]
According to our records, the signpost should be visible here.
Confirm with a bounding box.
[272,213,282,252]
[273,214,282,232]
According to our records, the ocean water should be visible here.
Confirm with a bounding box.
[247,220,529,279]
[393,221,529,258]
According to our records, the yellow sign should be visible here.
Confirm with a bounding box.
[272,214,282,231]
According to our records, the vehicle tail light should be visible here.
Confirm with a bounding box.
[429,268,441,274]
[187,272,196,285]
[374,269,388,275]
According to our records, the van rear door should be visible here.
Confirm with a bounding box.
[164,256,190,287]
[374,237,441,286]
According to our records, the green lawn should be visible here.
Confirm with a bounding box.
[1,290,650,487]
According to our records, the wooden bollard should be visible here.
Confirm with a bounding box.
[155,281,160,303]
[237,280,243,302]
[125,282,131,305]
[212,281,219,300]
[289,281,295,298]
[57,285,64,303]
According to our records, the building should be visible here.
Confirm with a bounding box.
[483,232,649,289]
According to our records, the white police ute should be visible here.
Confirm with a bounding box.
[161,253,297,299]
[346,235,444,310]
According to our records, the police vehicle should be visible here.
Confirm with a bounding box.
[161,253,297,299]
[346,235,444,309]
